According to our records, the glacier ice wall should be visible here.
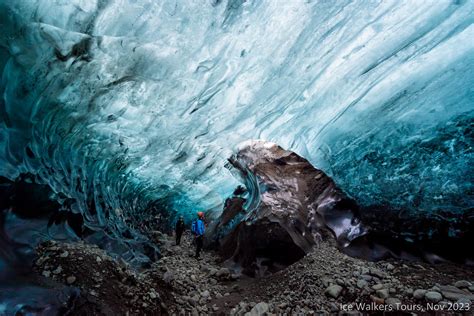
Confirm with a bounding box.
[0,0,473,238]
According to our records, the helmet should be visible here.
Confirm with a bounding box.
[197,211,204,218]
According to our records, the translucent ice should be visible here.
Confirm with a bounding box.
[0,0,472,239]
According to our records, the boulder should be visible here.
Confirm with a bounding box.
[456,297,472,305]
[361,275,372,281]
[413,289,427,300]
[66,276,76,284]
[425,291,442,303]
[215,141,364,275]
[454,280,472,289]
[440,285,474,301]
[53,266,62,274]
[325,285,343,298]
[216,268,231,279]
[372,284,384,290]
[385,297,401,308]
[384,263,395,271]
[249,302,269,316]
[369,269,386,279]
[375,289,389,299]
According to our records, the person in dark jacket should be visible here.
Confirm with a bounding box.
[175,215,185,245]
[191,212,205,258]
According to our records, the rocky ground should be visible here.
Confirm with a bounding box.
[34,240,165,315]
[33,232,474,315]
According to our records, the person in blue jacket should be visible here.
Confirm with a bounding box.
[191,211,205,259]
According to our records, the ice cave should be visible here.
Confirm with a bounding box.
[0,0,473,315]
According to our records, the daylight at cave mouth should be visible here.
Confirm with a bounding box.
[0,0,473,315]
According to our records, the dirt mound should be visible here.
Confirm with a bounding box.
[34,241,165,315]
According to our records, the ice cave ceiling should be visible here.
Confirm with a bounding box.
[0,0,473,234]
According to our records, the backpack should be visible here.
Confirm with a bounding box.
[191,220,197,234]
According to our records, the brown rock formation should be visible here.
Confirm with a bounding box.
[214,141,365,275]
